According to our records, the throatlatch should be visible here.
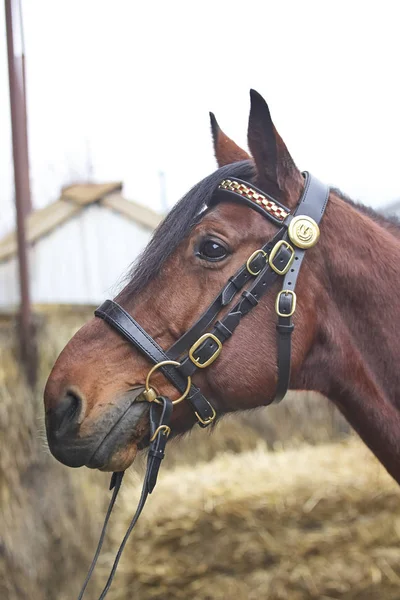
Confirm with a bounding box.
[79,172,329,599]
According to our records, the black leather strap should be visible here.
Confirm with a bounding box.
[95,396,173,600]
[293,172,330,223]
[282,175,329,295]
[272,173,329,403]
[146,397,173,493]
[79,397,174,600]
[77,471,124,600]
[274,292,295,403]
[167,227,285,360]
[167,260,259,360]
[95,301,215,425]
[178,244,291,378]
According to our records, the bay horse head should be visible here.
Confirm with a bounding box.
[44,90,318,471]
[44,90,400,487]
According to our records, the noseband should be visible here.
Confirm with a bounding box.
[79,172,329,598]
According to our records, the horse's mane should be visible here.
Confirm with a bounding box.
[121,163,399,299]
[332,187,400,237]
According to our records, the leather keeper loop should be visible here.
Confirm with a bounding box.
[242,290,259,306]
[214,320,233,341]
[276,323,295,334]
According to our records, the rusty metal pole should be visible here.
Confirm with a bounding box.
[5,0,36,383]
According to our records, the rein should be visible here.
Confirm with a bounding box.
[78,172,329,598]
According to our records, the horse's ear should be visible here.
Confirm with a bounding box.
[210,112,250,167]
[247,90,302,205]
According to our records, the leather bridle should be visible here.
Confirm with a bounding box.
[78,172,329,599]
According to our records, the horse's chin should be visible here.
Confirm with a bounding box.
[98,441,140,472]
[85,398,151,472]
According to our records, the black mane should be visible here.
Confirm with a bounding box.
[332,187,400,235]
[121,160,256,298]
[120,164,399,300]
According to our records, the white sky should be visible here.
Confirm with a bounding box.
[1,0,400,237]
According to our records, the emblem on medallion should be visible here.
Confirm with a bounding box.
[288,215,320,249]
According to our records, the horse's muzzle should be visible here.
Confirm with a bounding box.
[45,389,149,469]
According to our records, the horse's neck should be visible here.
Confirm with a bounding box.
[298,192,400,482]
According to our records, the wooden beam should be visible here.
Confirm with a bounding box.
[0,199,81,262]
[62,182,123,206]
[101,193,162,230]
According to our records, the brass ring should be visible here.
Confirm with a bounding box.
[145,360,191,405]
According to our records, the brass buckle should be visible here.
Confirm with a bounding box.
[246,249,268,276]
[269,240,295,275]
[145,360,191,405]
[195,404,217,426]
[150,424,171,443]
[275,290,297,317]
[189,333,222,369]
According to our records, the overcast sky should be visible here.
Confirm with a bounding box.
[1,0,399,237]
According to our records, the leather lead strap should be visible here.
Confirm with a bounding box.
[77,471,124,600]
[78,397,173,600]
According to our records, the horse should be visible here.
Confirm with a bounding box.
[44,89,400,491]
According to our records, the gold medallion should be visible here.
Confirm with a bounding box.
[288,215,320,249]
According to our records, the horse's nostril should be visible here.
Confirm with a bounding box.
[48,389,83,437]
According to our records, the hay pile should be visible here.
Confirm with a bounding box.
[108,441,400,600]
[0,309,109,600]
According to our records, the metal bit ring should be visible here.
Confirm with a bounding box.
[145,360,191,405]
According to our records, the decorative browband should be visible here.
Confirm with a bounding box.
[217,179,290,222]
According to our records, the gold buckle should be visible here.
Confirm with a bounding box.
[246,249,268,276]
[269,240,295,275]
[189,333,222,368]
[145,360,191,405]
[275,290,297,317]
[195,405,217,426]
[150,424,171,443]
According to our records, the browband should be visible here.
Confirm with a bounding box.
[210,178,290,224]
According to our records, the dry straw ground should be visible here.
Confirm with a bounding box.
[111,441,400,600]
[1,307,399,599]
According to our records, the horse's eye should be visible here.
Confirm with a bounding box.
[196,239,229,262]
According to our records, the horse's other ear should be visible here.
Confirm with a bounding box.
[210,112,250,167]
[247,89,303,205]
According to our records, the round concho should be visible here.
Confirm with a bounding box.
[288,215,320,249]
